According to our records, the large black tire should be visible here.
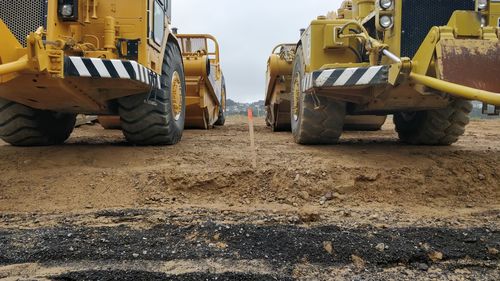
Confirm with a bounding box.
[394,99,472,145]
[119,41,186,146]
[0,99,76,146]
[214,79,226,126]
[265,106,272,127]
[271,103,292,132]
[290,46,346,145]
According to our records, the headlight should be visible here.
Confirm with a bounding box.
[481,16,487,27]
[379,15,393,29]
[478,0,488,10]
[58,0,79,21]
[379,0,393,10]
[61,4,74,17]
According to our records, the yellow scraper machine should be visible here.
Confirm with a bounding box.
[0,0,225,146]
[266,0,500,145]
[99,34,227,131]
[177,34,226,129]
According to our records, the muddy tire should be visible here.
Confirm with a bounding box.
[270,104,292,132]
[0,99,76,146]
[265,106,272,127]
[119,41,186,146]
[394,99,472,145]
[290,46,346,145]
[214,79,226,126]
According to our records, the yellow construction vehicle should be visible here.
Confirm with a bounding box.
[265,43,386,132]
[280,0,500,145]
[97,34,227,131]
[177,34,226,129]
[0,0,190,146]
[265,44,296,131]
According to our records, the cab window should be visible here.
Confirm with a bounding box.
[153,0,165,44]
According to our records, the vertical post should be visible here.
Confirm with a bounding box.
[247,108,257,169]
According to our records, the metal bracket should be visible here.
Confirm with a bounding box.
[482,103,500,116]
[310,91,323,110]
[116,38,140,60]
[144,71,160,106]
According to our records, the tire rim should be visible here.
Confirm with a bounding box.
[221,87,226,113]
[171,71,183,121]
[292,72,301,121]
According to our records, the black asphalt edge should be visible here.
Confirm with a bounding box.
[0,222,498,267]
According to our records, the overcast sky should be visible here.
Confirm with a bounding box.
[174,0,343,103]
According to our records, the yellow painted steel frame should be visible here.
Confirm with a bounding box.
[0,0,178,114]
[298,0,500,113]
[265,44,295,107]
[176,34,225,129]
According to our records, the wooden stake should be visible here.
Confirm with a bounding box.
[247,108,257,169]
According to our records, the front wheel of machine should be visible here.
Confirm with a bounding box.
[290,46,346,145]
[394,99,472,145]
[0,99,76,146]
[119,41,186,146]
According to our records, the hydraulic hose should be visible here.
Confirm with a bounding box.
[410,73,500,106]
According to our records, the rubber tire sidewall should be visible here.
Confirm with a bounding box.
[290,46,305,141]
[163,42,187,137]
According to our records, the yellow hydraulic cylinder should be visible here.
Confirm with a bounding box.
[410,72,500,106]
[0,58,29,76]
[104,16,116,50]
[183,56,209,77]
[352,0,375,19]
[268,54,293,77]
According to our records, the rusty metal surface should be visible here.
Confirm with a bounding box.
[437,39,500,94]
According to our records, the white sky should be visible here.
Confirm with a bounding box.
[174,0,343,103]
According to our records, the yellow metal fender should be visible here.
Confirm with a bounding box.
[0,19,22,64]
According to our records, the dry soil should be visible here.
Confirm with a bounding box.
[0,117,498,280]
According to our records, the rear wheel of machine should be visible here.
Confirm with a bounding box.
[214,80,226,126]
[394,99,472,145]
[0,99,76,146]
[265,106,272,127]
[271,104,291,132]
[119,41,186,146]
[290,46,346,145]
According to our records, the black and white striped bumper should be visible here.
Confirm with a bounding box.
[303,65,389,91]
[64,56,161,89]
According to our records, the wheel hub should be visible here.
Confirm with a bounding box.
[171,71,183,121]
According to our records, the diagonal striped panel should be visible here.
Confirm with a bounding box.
[64,57,162,89]
[306,65,389,90]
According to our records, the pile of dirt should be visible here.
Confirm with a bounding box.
[0,117,498,214]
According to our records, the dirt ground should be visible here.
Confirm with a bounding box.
[0,116,499,280]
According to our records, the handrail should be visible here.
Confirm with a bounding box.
[176,34,220,64]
